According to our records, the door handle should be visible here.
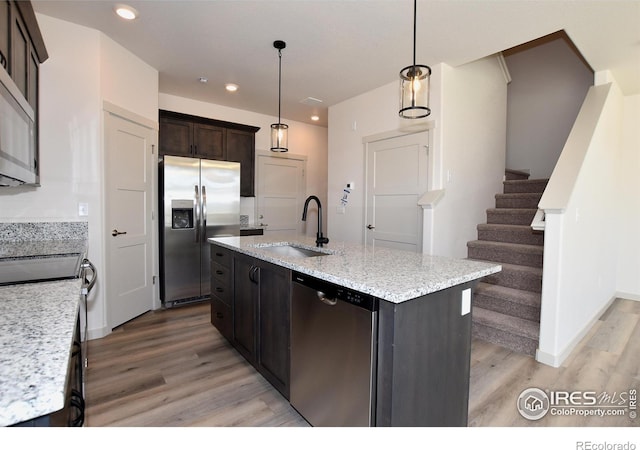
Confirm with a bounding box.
[194,185,200,243]
[111,229,127,237]
[366,224,375,230]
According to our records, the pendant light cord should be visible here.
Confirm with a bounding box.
[412,0,417,71]
[278,48,282,125]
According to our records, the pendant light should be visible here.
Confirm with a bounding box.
[270,40,288,152]
[399,0,431,119]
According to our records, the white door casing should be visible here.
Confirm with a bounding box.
[257,152,307,237]
[365,131,429,252]
[104,108,156,329]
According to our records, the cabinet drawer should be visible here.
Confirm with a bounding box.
[211,280,231,306]
[210,297,232,341]
[212,261,231,283]
[211,245,232,268]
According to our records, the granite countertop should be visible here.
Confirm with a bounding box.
[209,235,502,303]
[0,279,82,426]
[0,239,87,260]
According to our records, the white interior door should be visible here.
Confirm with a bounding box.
[365,131,428,252]
[257,153,306,237]
[105,110,155,329]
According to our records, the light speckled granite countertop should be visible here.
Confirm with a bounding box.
[0,239,87,260]
[0,279,81,426]
[209,235,501,303]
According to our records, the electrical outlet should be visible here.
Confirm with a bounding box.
[461,288,471,316]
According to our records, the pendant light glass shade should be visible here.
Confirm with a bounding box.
[271,40,288,152]
[270,123,288,152]
[399,0,431,119]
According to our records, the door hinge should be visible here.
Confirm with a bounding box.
[151,144,155,155]
[152,211,155,220]
[152,275,156,285]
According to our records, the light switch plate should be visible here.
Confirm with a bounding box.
[78,202,89,217]
[461,288,471,316]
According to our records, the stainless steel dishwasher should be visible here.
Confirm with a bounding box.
[290,271,378,427]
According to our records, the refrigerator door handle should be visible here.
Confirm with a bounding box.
[202,185,207,243]
[194,185,200,243]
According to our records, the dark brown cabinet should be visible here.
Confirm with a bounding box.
[2,1,46,108]
[159,110,259,196]
[210,244,233,341]
[159,116,225,159]
[210,244,290,399]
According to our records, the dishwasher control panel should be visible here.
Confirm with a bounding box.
[292,271,378,312]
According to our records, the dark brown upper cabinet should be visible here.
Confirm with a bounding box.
[159,110,259,197]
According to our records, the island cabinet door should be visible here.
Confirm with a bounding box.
[233,254,258,363]
[256,259,291,399]
[375,281,476,427]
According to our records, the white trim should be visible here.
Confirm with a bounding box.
[616,291,640,302]
[496,52,512,85]
[103,100,158,130]
[418,189,445,209]
[536,294,617,367]
[361,120,435,145]
[531,209,546,231]
[257,149,307,162]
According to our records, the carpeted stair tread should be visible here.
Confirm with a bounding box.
[473,282,541,321]
[486,208,537,225]
[467,240,543,268]
[495,192,542,209]
[477,223,544,246]
[475,261,543,293]
[472,306,539,340]
[503,179,549,194]
[505,169,530,181]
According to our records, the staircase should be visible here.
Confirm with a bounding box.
[467,170,547,356]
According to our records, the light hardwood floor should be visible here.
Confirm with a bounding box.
[85,298,640,427]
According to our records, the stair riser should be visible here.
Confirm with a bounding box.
[473,294,541,322]
[503,181,548,194]
[477,228,544,246]
[468,247,543,268]
[472,322,538,356]
[505,172,530,181]
[495,196,541,209]
[483,270,542,293]
[487,210,536,225]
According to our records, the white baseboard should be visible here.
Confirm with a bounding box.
[536,295,617,368]
[616,291,640,302]
[87,326,111,341]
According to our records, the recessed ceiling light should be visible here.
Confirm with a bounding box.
[114,4,138,20]
[198,77,208,84]
[225,83,239,92]
[311,115,320,121]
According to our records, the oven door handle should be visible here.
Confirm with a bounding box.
[81,258,97,295]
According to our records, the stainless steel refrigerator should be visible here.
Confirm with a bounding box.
[159,155,240,307]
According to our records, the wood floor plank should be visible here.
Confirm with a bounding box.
[85,299,640,427]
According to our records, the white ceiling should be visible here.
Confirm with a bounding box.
[32,1,640,128]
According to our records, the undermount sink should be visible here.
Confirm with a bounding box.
[260,244,331,258]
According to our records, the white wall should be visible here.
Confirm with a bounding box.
[433,58,507,258]
[158,93,328,236]
[505,37,593,179]
[537,81,623,366]
[0,14,158,339]
[328,56,507,258]
[617,94,640,299]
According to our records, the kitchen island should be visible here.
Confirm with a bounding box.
[209,235,501,427]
